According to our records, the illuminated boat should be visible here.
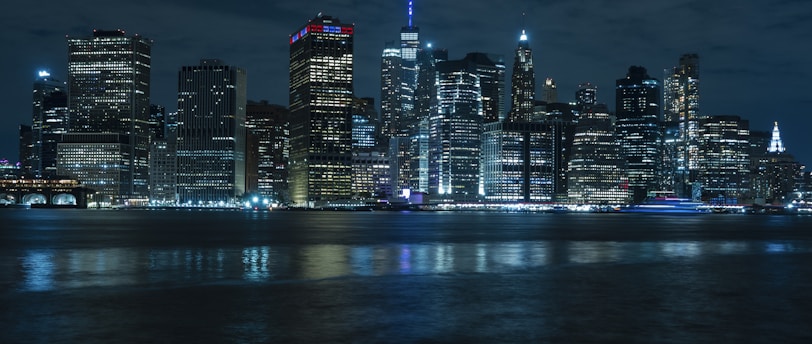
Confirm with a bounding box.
[620,197,709,214]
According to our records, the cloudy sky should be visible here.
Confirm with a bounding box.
[2,0,811,166]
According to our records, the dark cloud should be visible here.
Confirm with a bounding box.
[1,0,811,166]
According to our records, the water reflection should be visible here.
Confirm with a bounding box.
[10,239,812,292]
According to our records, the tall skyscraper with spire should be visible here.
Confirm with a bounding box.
[752,121,803,204]
[398,1,420,133]
[508,29,535,122]
[289,14,355,207]
[768,121,785,153]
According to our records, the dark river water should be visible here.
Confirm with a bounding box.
[2,209,812,343]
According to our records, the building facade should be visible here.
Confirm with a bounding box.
[62,29,152,204]
[567,104,629,204]
[507,30,535,123]
[663,53,700,196]
[429,57,483,200]
[482,121,562,202]
[615,66,661,203]
[176,59,246,206]
[31,71,69,178]
[695,115,750,204]
[245,101,289,203]
[288,15,354,207]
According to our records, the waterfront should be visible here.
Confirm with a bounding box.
[2,209,812,342]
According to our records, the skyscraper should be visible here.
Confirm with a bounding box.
[575,82,597,109]
[245,101,289,203]
[752,122,803,204]
[380,42,402,137]
[481,29,561,203]
[398,1,420,133]
[176,59,246,205]
[61,29,152,205]
[481,120,562,202]
[414,45,447,127]
[507,30,535,123]
[696,115,750,204]
[663,53,700,196]
[567,104,629,204]
[615,66,661,203]
[464,52,505,123]
[289,14,354,207]
[542,78,557,103]
[148,104,177,205]
[31,71,68,178]
[429,57,483,200]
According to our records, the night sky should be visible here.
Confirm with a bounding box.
[2,0,810,168]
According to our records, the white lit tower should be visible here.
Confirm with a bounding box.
[663,53,700,197]
[380,42,402,137]
[398,0,420,133]
[768,121,785,154]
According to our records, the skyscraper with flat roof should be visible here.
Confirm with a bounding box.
[380,42,402,137]
[246,101,289,202]
[696,115,750,204]
[615,66,661,203]
[288,14,354,207]
[61,29,151,205]
[567,104,629,204]
[176,59,246,206]
[429,56,483,200]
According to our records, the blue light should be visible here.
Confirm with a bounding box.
[38,70,50,78]
[408,1,414,27]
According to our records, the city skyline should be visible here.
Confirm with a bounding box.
[1,0,811,167]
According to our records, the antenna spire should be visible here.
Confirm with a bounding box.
[408,1,414,27]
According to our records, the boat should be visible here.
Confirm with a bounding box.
[620,196,709,214]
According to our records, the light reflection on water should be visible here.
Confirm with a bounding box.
[12,239,807,292]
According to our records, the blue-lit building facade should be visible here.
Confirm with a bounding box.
[176,59,247,206]
[429,57,483,200]
[288,15,355,207]
[482,121,562,202]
